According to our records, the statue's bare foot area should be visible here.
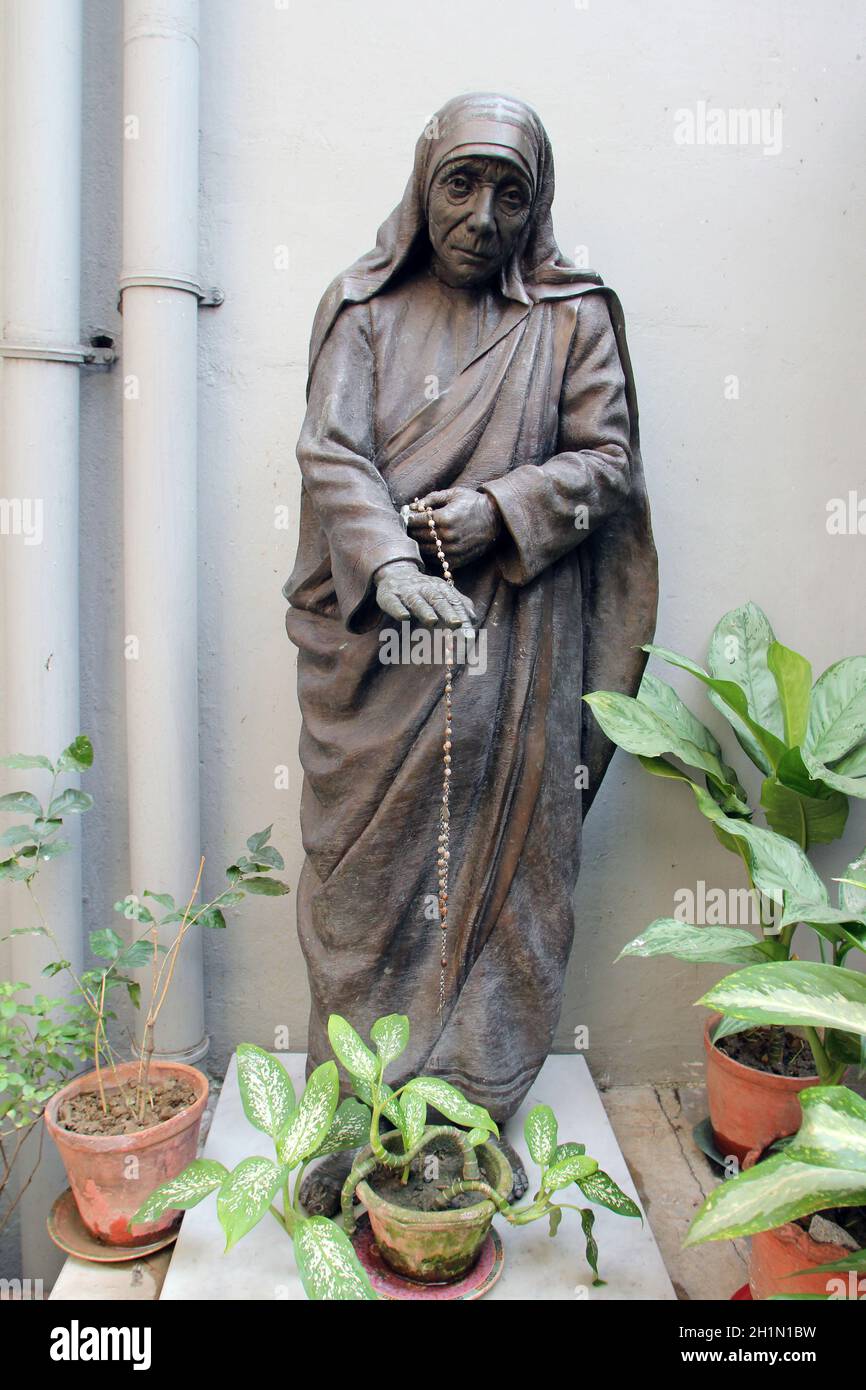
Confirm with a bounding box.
[489,1134,529,1203]
[299,1151,355,1216]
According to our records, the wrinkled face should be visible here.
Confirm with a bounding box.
[427,155,533,288]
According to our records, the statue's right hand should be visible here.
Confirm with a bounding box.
[374,560,476,630]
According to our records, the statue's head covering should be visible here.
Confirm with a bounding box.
[308,93,600,386]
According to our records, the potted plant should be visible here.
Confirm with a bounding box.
[1,739,100,1237]
[585,601,866,1159]
[134,1012,642,1299]
[330,1013,642,1287]
[0,735,290,1247]
[686,982,866,1298]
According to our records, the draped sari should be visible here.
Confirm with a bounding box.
[284,95,658,1118]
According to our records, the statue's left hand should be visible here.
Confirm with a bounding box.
[408,487,501,568]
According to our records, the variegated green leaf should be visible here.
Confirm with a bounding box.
[618,917,765,965]
[685,1151,866,1245]
[399,1089,426,1150]
[465,1126,489,1148]
[402,1077,498,1137]
[129,1159,228,1227]
[784,1086,866,1174]
[698,960,866,1036]
[217,1157,286,1251]
[311,1097,371,1159]
[838,852,866,917]
[552,1141,586,1162]
[236,1043,295,1140]
[541,1153,598,1194]
[370,1014,409,1071]
[524,1104,558,1166]
[576,1169,642,1218]
[293,1215,377,1300]
[806,657,866,763]
[707,602,783,773]
[327,1014,378,1084]
[581,1207,603,1285]
[279,1061,340,1168]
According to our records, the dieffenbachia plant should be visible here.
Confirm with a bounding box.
[685,1083,866,1288]
[332,1012,642,1286]
[130,1044,378,1300]
[585,600,866,854]
[585,602,866,1065]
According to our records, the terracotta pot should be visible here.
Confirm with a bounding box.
[354,1136,513,1283]
[750,1220,862,1300]
[44,1060,208,1247]
[704,1015,821,1165]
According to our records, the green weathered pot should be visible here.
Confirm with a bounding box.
[354,1136,512,1283]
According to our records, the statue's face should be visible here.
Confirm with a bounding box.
[427,155,533,288]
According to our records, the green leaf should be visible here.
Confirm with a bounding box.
[839,851,866,918]
[278,1061,340,1167]
[311,1097,372,1159]
[217,1157,286,1251]
[402,1077,499,1137]
[236,1043,296,1139]
[582,689,748,810]
[89,927,124,959]
[761,772,849,850]
[129,1159,228,1227]
[542,1152,599,1194]
[143,890,175,911]
[293,1215,377,1300]
[370,1014,409,1071]
[581,1207,604,1285]
[0,754,53,771]
[327,1015,379,1084]
[464,1126,489,1148]
[197,907,226,930]
[57,736,94,771]
[698,960,866,1036]
[524,1104,558,1166]
[685,782,827,908]
[617,918,765,965]
[241,876,290,895]
[0,792,42,817]
[47,788,93,817]
[806,657,866,763]
[548,1206,563,1238]
[707,602,784,773]
[767,642,812,748]
[576,1169,642,1218]
[552,1141,586,1162]
[784,1086,866,1173]
[685,1151,866,1245]
[399,1090,427,1150]
[246,826,273,854]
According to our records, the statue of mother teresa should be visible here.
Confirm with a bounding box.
[284,94,658,1144]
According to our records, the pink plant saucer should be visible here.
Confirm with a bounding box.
[351,1217,504,1300]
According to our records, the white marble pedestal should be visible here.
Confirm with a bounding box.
[160,1053,676,1301]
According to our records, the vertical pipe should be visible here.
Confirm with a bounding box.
[121,0,206,1061]
[1,0,84,1281]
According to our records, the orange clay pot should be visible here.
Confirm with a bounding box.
[704,1015,821,1166]
[750,1220,862,1300]
[44,1060,208,1247]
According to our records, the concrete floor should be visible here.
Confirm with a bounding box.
[600,1082,748,1300]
